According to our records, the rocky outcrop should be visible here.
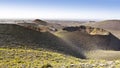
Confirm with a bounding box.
[63,25,109,35]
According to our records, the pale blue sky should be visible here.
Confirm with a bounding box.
[0,0,120,20]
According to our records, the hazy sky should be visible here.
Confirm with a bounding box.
[0,0,120,20]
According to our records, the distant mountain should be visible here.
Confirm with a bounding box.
[46,20,85,26]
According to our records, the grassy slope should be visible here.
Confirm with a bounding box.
[1,48,120,68]
[0,48,80,68]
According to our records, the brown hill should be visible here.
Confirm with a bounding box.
[33,19,48,25]
[97,20,120,39]
[18,19,64,32]
[91,20,120,30]
[83,20,120,39]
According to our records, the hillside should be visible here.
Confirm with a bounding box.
[0,24,85,58]
[0,20,120,67]
[0,23,120,59]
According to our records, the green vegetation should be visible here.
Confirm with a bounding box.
[0,47,80,68]
[41,64,53,68]
[0,47,120,68]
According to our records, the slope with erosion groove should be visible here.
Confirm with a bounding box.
[53,26,120,59]
[54,26,120,50]
[0,24,85,59]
